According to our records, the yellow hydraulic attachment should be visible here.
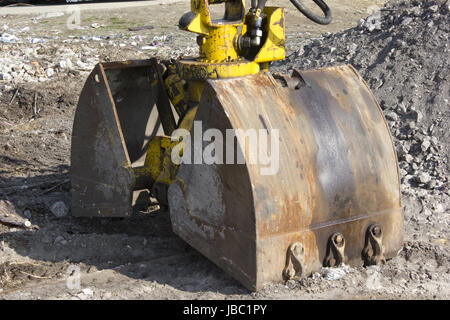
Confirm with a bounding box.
[137,0,287,204]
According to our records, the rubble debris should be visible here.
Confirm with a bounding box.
[141,46,157,50]
[30,38,44,44]
[128,25,154,32]
[320,264,352,280]
[81,288,94,295]
[0,33,18,43]
[50,201,69,218]
[274,0,449,215]
[54,235,67,245]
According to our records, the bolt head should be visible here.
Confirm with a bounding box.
[372,225,381,236]
[287,268,295,278]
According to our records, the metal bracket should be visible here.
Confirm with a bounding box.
[273,69,306,90]
[324,232,347,267]
[363,224,386,265]
[283,242,305,280]
[152,182,169,211]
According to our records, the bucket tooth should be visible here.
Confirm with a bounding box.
[70,61,163,217]
[168,65,403,291]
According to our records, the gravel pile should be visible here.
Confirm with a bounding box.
[0,43,100,86]
[0,26,196,89]
[274,0,449,224]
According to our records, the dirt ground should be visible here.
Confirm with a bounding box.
[0,0,449,300]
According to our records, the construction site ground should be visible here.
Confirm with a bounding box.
[0,0,448,300]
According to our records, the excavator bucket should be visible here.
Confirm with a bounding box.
[71,60,163,217]
[168,65,403,291]
[70,59,402,291]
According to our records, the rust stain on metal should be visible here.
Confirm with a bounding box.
[71,61,162,217]
[273,17,284,28]
[169,66,403,291]
[72,59,403,291]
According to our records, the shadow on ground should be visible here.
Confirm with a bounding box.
[0,168,248,295]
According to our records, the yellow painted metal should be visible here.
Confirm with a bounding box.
[184,0,244,33]
[254,7,286,63]
[182,10,209,36]
[178,1,285,79]
[132,136,180,186]
[186,80,204,104]
[177,59,260,80]
[131,101,198,187]
[153,141,179,186]
[131,137,166,183]
[202,25,240,61]
[164,66,188,116]
[178,105,199,131]
[179,0,253,77]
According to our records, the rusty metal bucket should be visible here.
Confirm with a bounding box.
[71,60,402,291]
[70,60,163,217]
[168,65,403,291]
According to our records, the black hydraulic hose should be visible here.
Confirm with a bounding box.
[250,0,267,11]
[290,0,332,25]
[256,0,267,11]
